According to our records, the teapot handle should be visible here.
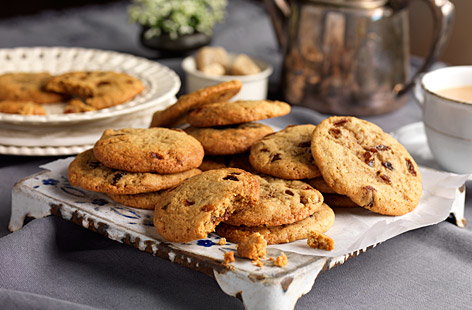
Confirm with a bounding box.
[263,0,291,49]
[396,0,454,97]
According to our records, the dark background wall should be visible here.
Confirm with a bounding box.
[1,0,118,18]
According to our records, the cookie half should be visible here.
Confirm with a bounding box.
[93,128,204,174]
[216,203,335,244]
[68,150,201,195]
[225,175,323,226]
[0,73,65,104]
[153,168,260,242]
[250,125,321,179]
[186,100,291,127]
[150,80,242,128]
[311,116,422,216]
[46,71,145,110]
[185,123,273,155]
[107,192,163,210]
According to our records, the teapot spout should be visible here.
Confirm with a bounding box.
[263,0,290,49]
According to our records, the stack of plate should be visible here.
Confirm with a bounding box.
[0,47,180,156]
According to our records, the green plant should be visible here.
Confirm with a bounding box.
[129,0,228,40]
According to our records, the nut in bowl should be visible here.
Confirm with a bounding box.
[182,49,273,101]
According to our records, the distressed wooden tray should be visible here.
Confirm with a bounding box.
[9,159,467,309]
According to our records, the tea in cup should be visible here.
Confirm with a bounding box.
[415,66,472,174]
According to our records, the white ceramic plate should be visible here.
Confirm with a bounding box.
[0,47,180,125]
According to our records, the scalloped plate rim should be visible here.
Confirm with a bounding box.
[0,46,180,125]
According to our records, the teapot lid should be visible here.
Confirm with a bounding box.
[310,0,388,9]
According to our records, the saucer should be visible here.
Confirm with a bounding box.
[393,121,471,180]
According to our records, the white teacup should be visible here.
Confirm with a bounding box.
[415,66,472,174]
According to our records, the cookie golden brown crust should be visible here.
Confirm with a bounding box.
[185,123,273,155]
[150,80,242,128]
[216,203,335,244]
[250,125,321,179]
[107,191,163,210]
[68,149,201,195]
[93,128,204,174]
[0,73,65,104]
[46,71,145,110]
[224,175,324,227]
[186,100,291,127]
[153,168,260,243]
[0,100,46,115]
[311,116,422,216]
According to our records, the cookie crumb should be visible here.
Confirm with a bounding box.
[252,258,264,267]
[307,231,334,251]
[274,252,288,267]
[237,233,267,260]
[223,251,235,265]
[218,237,227,245]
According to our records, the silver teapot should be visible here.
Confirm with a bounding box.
[264,0,454,115]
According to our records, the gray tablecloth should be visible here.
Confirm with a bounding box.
[0,1,470,309]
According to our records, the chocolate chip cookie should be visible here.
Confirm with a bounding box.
[153,168,260,242]
[311,116,422,216]
[225,175,323,226]
[150,80,242,128]
[186,100,291,127]
[185,123,273,155]
[93,128,204,174]
[68,149,201,195]
[216,203,335,244]
[250,125,321,179]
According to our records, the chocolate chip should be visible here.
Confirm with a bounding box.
[406,158,417,176]
[150,152,164,160]
[298,141,311,147]
[363,151,374,167]
[201,204,215,212]
[382,161,394,170]
[161,203,169,211]
[285,189,294,196]
[230,172,242,175]
[300,196,309,205]
[329,128,341,138]
[184,200,195,206]
[111,172,125,185]
[223,175,239,181]
[364,185,376,192]
[271,153,282,162]
[334,119,348,126]
[260,148,270,152]
[88,161,101,169]
[377,172,392,184]
[376,144,391,151]
[97,81,111,87]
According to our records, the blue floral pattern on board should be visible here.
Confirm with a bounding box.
[42,178,59,185]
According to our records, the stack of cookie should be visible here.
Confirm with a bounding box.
[68,127,204,209]
[211,124,335,244]
[149,79,291,166]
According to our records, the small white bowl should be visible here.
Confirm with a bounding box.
[181,54,273,100]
